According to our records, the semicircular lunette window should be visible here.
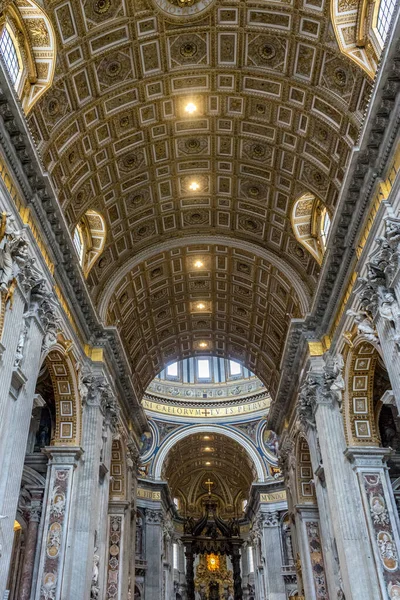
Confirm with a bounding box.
[291,193,331,265]
[73,210,106,277]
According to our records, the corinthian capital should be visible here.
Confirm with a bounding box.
[263,510,279,527]
[81,373,120,427]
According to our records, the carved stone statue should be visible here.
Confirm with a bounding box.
[90,549,100,599]
[0,213,29,294]
[14,320,28,368]
[346,309,379,343]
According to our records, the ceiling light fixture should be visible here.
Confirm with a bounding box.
[197,303,205,309]
[205,461,211,465]
[194,260,204,268]
[185,102,197,114]
[189,181,200,191]
[199,342,208,348]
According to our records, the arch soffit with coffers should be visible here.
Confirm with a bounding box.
[295,434,317,506]
[42,344,82,447]
[109,437,127,501]
[152,424,267,482]
[102,239,307,398]
[342,337,383,447]
[97,235,312,318]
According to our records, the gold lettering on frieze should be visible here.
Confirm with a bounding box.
[260,491,287,503]
[137,488,161,500]
[141,397,270,417]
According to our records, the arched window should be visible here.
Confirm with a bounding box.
[291,193,331,264]
[374,0,397,45]
[73,210,106,277]
[73,225,84,264]
[320,208,331,250]
[0,26,21,85]
[0,1,56,112]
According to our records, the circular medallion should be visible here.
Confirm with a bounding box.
[152,0,215,19]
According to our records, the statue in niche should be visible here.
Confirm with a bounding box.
[35,408,52,450]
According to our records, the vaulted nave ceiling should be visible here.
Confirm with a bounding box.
[163,433,256,517]
[28,0,372,396]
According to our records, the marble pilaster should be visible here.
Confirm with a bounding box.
[18,488,44,600]
[314,389,382,599]
[0,309,46,599]
[144,509,164,600]
[345,447,400,599]
[60,374,116,599]
[33,446,82,600]
[305,426,343,599]
[259,510,286,600]
[104,502,128,599]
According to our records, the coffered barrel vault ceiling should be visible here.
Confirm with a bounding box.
[162,433,256,516]
[29,0,371,394]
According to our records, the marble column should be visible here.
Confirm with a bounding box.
[145,509,164,600]
[259,510,286,600]
[0,306,48,599]
[34,446,82,600]
[314,387,382,599]
[346,447,400,598]
[231,544,243,600]
[184,542,195,600]
[61,374,117,599]
[18,488,44,600]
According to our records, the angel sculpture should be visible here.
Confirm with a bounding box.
[346,309,379,344]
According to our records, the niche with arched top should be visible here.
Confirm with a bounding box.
[73,210,106,277]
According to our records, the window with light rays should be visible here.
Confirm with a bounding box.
[0,27,20,84]
[320,209,331,250]
[376,0,396,42]
[73,225,84,264]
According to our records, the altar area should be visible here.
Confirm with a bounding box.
[194,554,234,599]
